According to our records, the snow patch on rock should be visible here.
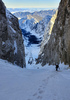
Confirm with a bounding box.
[14,40,17,54]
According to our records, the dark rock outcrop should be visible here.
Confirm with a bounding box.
[37,0,70,66]
[0,0,26,68]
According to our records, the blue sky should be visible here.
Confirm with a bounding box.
[3,0,60,8]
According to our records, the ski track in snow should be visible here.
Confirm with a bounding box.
[0,59,70,100]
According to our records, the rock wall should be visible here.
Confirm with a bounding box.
[37,0,70,66]
[0,0,26,68]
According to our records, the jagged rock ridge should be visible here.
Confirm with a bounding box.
[37,0,70,66]
[0,0,26,68]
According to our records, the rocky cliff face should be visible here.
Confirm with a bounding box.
[37,0,70,66]
[0,0,26,68]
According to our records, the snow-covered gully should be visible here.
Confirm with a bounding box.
[0,60,70,100]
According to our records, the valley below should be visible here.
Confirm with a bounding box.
[12,9,56,66]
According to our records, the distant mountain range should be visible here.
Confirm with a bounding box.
[8,8,56,14]
[13,9,56,19]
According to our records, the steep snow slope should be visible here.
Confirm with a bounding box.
[0,59,70,100]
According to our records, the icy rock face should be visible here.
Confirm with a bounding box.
[0,0,26,68]
[37,0,70,66]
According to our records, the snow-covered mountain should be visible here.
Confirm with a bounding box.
[33,15,52,36]
[18,10,56,37]
[13,9,56,21]
[20,15,52,37]
[14,12,31,19]
[10,8,56,15]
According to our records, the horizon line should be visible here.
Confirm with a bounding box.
[7,7,57,9]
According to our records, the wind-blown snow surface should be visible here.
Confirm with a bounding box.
[0,59,70,100]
